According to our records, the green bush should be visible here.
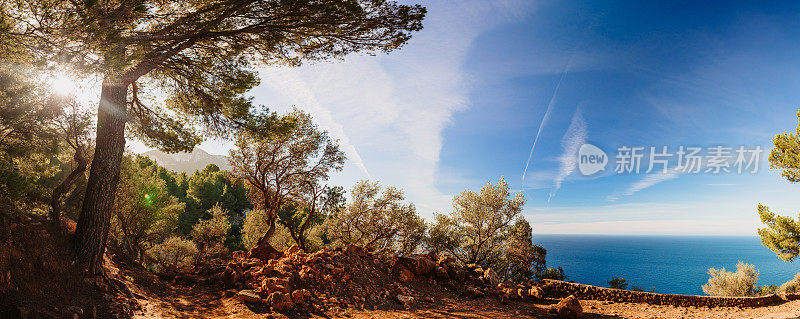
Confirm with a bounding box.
[779,273,800,294]
[146,236,198,272]
[755,284,779,295]
[701,261,759,297]
[191,204,230,256]
[608,276,628,290]
[541,267,567,281]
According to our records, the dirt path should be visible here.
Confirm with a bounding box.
[120,261,800,319]
[581,299,800,319]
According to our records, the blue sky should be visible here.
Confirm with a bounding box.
[127,0,800,235]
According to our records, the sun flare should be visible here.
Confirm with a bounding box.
[50,73,79,96]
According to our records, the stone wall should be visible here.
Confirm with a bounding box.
[542,279,782,308]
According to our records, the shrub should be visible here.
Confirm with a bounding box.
[755,284,779,295]
[779,273,800,294]
[701,261,759,297]
[326,180,426,254]
[146,236,198,272]
[541,267,567,281]
[608,277,628,290]
[191,204,230,256]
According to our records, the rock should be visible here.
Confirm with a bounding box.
[223,264,243,288]
[396,294,415,307]
[434,266,449,280]
[248,241,281,261]
[223,289,238,298]
[240,258,262,269]
[284,245,301,257]
[267,291,295,311]
[237,290,263,303]
[549,295,582,319]
[345,244,365,257]
[529,286,544,300]
[292,289,311,304]
[483,268,499,286]
[466,286,484,298]
[399,268,414,283]
[401,256,436,275]
[261,277,291,294]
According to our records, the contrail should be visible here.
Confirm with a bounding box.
[521,55,574,185]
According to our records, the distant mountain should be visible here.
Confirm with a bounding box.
[142,148,231,173]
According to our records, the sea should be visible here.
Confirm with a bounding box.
[533,234,800,296]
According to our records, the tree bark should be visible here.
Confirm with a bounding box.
[74,81,128,274]
[50,147,88,222]
[247,212,280,260]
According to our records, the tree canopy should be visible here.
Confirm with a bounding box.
[0,0,426,150]
[758,110,800,261]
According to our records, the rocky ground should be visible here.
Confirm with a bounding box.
[4,213,800,318]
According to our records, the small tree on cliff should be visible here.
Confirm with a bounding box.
[434,177,525,264]
[0,0,425,273]
[327,180,426,254]
[230,110,344,255]
[758,110,800,261]
[428,177,546,281]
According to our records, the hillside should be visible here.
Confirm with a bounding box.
[141,148,231,173]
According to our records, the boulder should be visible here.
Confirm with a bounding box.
[549,295,582,319]
[291,289,311,304]
[399,268,414,283]
[248,241,281,261]
[529,286,544,300]
[396,294,415,308]
[284,245,301,257]
[434,266,449,280]
[345,244,366,257]
[223,264,243,288]
[261,277,291,294]
[268,291,295,311]
[483,268,499,286]
[237,290,262,303]
[401,256,436,275]
[240,258,262,269]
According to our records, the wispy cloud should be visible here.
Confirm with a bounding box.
[522,56,574,186]
[250,1,536,215]
[260,69,373,179]
[549,109,587,202]
[607,166,682,201]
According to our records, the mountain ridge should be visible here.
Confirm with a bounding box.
[141,148,231,173]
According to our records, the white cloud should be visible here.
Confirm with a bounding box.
[245,1,536,216]
[607,166,682,201]
[548,109,587,202]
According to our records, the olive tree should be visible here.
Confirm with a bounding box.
[230,110,344,255]
[327,180,426,254]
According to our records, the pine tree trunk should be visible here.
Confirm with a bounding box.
[50,147,87,222]
[74,81,128,274]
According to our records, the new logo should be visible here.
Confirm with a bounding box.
[578,143,608,176]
